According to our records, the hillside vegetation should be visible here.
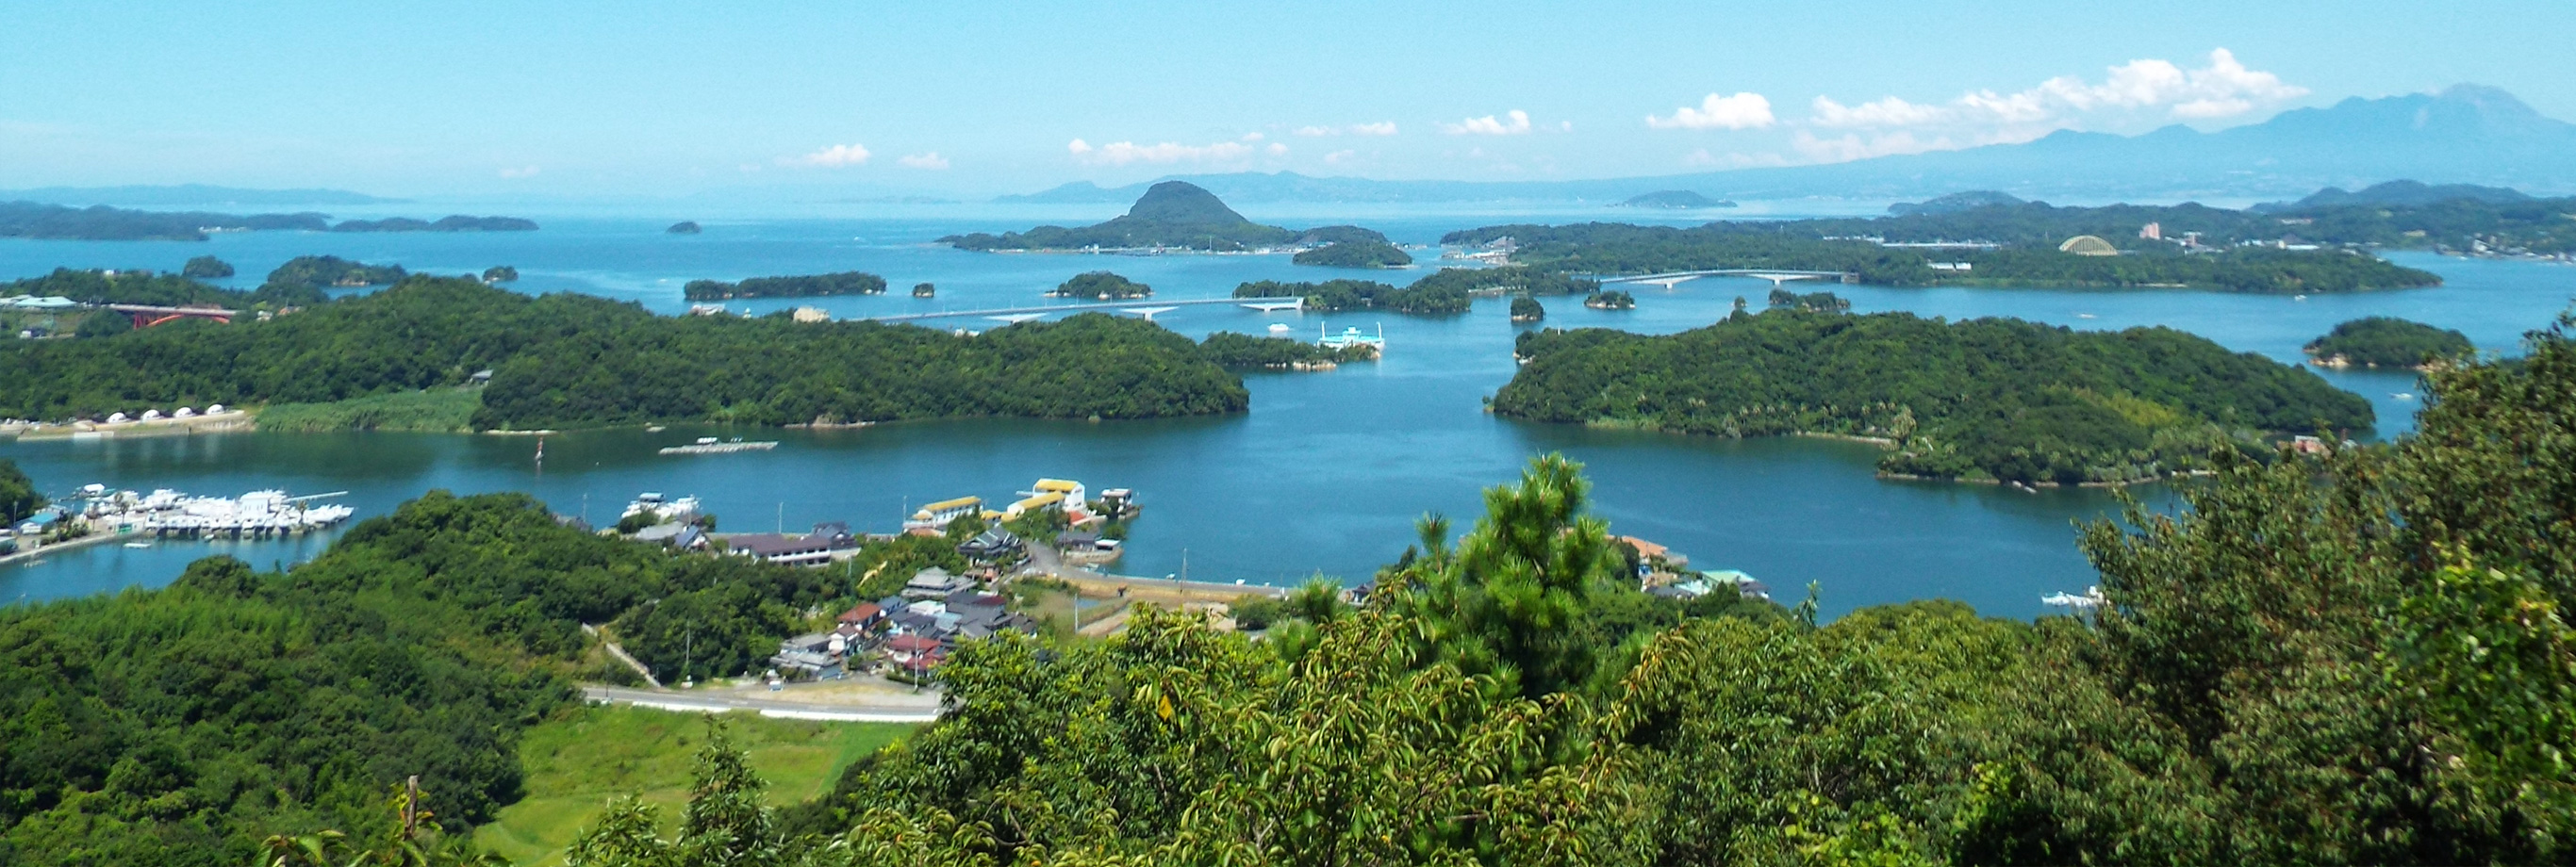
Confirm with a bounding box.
[0,277,1249,427]
[1495,308,2372,483]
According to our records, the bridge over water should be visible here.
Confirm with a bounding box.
[1579,269,1857,289]
[105,304,234,327]
[850,296,1303,323]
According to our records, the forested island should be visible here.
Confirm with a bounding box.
[2306,316,2476,368]
[0,201,538,240]
[940,181,1393,254]
[10,315,2576,862]
[1584,289,1636,310]
[0,200,326,240]
[0,277,1248,427]
[684,271,887,301]
[1445,220,2442,293]
[1511,295,1544,322]
[266,254,405,288]
[329,215,537,233]
[1292,239,1413,268]
[1049,270,1150,299]
[180,255,233,278]
[1616,189,1736,208]
[1495,307,2372,484]
[1233,277,1471,314]
[667,221,702,234]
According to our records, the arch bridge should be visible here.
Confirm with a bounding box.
[106,304,234,328]
[1580,269,1857,289]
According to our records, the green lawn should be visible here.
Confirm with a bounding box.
[472,705,916,865]
[255,386,485,432]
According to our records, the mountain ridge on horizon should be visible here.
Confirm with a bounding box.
[1000,84,2576,206]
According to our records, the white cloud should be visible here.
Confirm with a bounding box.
[497,165,539,178]
[1324,149,1358,164]
[1066,138,1260,166]
[1807,49,2305,147]
[897,152,949,170]
[1649,91,1776,130]
[1442,109,1532,136]
[1241,132,1265,141]
[1265,142,1288,155]
[1296,121,1400,138]
[1792,129,1952,162]
[781,142,872,168]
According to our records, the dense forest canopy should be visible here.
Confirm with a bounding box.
[1443,221,2442,292]
[0,268,325,311]
[1410,265,1600,297]
[1233,278,1470,315]
[2306,316,2478,368]
[0,491,849,864]
[685,271,888,301]
[1495,308,2373,483]
[0,277,1250,426]
[0,458,41,523]
[1291,239,1413,268]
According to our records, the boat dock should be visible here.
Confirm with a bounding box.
[659,437,781,455]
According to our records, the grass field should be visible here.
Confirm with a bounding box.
[255,387,483,432]
[472,705,916,865]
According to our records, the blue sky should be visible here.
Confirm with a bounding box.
[3,0,2569,198]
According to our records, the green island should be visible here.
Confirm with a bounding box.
[2305,316,2477,368]
[329,215,538,233]
[666,221,702,235]
[179,255,233,279]
[1233,277,1471,315]
[267,254,406,288]
[0,276,1247,428]
[1584,288,1637,309]
[1495,308,2372,484]
[0,201,538,241]
[911,282,933,298]
[1769,287,1851,312]
[1291,238,1413,268]
[1510,295,1544,322]
[482,266,520,284]
[1048,270,1150,299]
[0,200,328,240]
[685,271,888,301]
[1445,219,2443,293]
[1197,331,1377,368]
[940,181,1391,254]
[12,319,2575,862]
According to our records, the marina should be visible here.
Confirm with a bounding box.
[91,487,356,538]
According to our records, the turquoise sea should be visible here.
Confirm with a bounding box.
[3,204,2570,617]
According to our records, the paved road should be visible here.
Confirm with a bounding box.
[583,685,942,723]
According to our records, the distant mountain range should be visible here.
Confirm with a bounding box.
[1000,85,2576,204]
[0,185,401,206]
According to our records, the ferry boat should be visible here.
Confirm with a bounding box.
[1319,322,1385,350]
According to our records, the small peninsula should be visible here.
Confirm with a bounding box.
[1049,271,1151,300]
[685,271,887,301]
[1494,308,2371,485]
[1617,189,1737,208]
[941,181,1389,254]
[1292,239,1413,269]
[2305,317,2475,368]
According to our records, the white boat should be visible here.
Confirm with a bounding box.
[1267,322,1291,334]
